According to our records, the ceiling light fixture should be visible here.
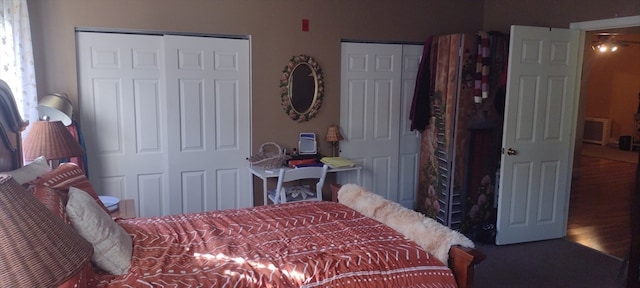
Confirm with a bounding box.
[592,42,620,53]
[591,33,640,54]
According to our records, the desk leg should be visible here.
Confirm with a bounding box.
[263,178,268,205]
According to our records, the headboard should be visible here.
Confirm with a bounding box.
[0,80,28,172]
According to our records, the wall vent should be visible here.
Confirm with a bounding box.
[583,117,611,146]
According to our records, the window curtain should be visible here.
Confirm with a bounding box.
[0,0,37,132]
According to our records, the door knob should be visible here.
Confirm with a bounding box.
[505,148,517,156]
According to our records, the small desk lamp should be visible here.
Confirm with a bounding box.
[325,124,344,157]
[0,175,93,287]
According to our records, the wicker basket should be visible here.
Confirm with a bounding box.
[248,142,291,169]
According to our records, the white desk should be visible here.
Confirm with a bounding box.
[249,165,362,205]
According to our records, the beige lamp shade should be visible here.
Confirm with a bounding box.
[0,174,93,287]
[37,93,73,126]
[23,121,84,161]
[325,124,344,142]
[325,124,344,157]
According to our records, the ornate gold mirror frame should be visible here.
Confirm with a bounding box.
[280,54,324,122]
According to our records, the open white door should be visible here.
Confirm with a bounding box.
[496,25,580,245]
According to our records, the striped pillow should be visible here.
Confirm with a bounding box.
[26,185,70,224]
[28,162,109,213]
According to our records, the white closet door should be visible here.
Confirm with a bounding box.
[164,35,251,214]
[339,42,422,207]
[339,42,403,202]
[77,32,168,217]
[398,45,422,208]
[77,32,252,217]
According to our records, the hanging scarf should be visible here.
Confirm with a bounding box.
[474,32,490,104]
[409,36,434,131]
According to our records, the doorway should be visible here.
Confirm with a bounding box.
[567,16,640,259]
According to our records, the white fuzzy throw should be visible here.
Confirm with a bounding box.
[337,184,474,264]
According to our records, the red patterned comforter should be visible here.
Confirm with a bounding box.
[95,201,457,287]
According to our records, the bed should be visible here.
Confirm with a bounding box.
[0,82,484,287]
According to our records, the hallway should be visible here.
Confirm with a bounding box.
[566,154,635,259]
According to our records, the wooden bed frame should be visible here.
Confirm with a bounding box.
[0,84,485,288]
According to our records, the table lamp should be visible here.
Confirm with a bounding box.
[0,174,93,287]
[23,120,84,165]
[37,93,73,126]
[325,124,344,157]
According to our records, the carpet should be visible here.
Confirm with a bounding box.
[581,144,638,164]
[474,238,625,288]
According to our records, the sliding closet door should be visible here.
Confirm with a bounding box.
[340,42,421,207]
[398,45,423,208]
[77,32,168,217]
[340,42,402,201]
[164,35,251,214]
[77,32,251,217]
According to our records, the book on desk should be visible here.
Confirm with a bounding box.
[320,157,357,169]
[282,154,357,169]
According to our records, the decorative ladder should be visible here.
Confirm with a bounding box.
[433,104,463,229]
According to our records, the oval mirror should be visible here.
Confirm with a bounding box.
[280,54,324,122]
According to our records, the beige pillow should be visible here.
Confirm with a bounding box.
[6,156,51,184]
[66,187,132,275]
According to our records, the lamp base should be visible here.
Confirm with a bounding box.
[331,142,339,157]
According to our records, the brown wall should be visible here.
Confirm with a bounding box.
[483,0,640,33]
[25,0,640,162]
[26,0,483,155]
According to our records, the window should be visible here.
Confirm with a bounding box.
[0,0,37,126]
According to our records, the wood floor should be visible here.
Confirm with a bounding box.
[566,154,634,259]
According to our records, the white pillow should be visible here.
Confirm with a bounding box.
[66,187,132,275]
[5,156,51,184]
